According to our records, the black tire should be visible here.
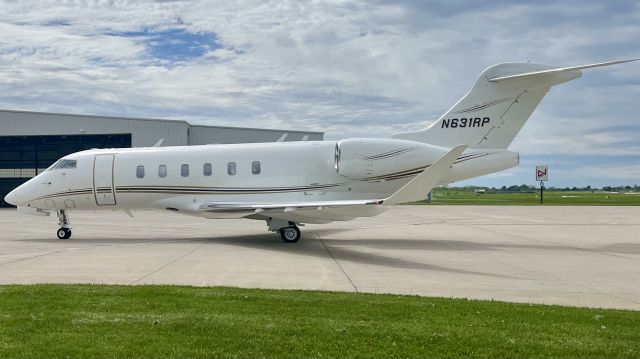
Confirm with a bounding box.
[279,226,301,243]
[57,228,71,240]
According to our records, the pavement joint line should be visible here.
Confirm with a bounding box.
[0,239,209,269]
[316,232,359,293]
[129,243,205,285]
[459,223,640,306]
[0,241,141,267]
[0,250,68,267]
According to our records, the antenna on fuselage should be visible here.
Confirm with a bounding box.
[153,138,165,147]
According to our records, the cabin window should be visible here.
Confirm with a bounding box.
[181,164,190,177]
[251,161,261,175]
[203,163,212,176]
[158,165,167,178]
[50,159,77,170]
[227,162,236,176]
[136,165,145,178]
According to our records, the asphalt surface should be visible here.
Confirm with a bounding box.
[0,206,639,310]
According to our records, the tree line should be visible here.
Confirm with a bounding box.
[451,185,640,193]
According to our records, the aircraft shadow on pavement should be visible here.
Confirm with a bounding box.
[17,232,512,279]
[314,231,640,255]
[196,233,517,279]
[17,232,639,278]
[22,232,640,256]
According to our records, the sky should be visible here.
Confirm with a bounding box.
[0,0,638,188]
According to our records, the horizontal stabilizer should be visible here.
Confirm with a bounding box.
[488,59,638,82]
[383,144,467,205]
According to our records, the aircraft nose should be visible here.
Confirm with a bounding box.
[4,189,18,206]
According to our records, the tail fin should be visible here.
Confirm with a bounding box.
[392,59,637,149]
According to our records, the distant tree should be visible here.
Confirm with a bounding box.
[501,186,507,191]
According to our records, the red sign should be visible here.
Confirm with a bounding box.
[536,166,548,181]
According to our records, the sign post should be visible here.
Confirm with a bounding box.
[536,166,548,204]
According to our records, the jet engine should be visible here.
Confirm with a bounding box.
[335,138,520,183]
[334,138,444,180]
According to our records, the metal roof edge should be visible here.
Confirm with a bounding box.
[0,109,324,135]
[189,124,324,135]
[0,109,188,125]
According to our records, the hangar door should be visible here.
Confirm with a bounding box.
[93,155,116,205]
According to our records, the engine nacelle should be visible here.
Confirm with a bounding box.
[335,138,445,180]
[445,149,519,183]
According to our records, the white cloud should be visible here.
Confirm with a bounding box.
[0,0,638,185]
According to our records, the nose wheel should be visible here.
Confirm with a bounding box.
[57,227,72,240]
[56,210,72,240]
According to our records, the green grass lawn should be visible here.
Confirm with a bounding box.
[0,285,639,358]
[417,189,640,205]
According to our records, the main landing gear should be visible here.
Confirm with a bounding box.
[268,219,302,243]
[56,210,72,240]
[279,225,301,243]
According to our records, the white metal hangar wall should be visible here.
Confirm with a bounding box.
[0,109,324,206]
[0,109,324,146]
[189,125,322,145]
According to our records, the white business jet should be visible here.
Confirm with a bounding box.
[5,59,636,242]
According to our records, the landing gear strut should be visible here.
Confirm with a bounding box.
[56,210,72,240]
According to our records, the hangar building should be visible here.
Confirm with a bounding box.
[0,109,324,207]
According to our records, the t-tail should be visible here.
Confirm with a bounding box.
[392,59,637,149]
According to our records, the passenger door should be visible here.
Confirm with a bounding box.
[93,154,116,205]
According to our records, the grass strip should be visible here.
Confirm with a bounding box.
[0,285,639,358]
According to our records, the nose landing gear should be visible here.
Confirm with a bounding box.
[56,210,72,240]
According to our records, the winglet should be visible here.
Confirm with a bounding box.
[383,145,467,205]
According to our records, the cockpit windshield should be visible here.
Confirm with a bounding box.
[46,159,77,171]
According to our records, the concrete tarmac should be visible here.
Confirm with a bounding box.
[0,206,638,310]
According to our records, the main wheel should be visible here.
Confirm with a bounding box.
[279,226,301,243]
[57,228,71,240]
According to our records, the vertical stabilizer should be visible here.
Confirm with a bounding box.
[392,60,636,149]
